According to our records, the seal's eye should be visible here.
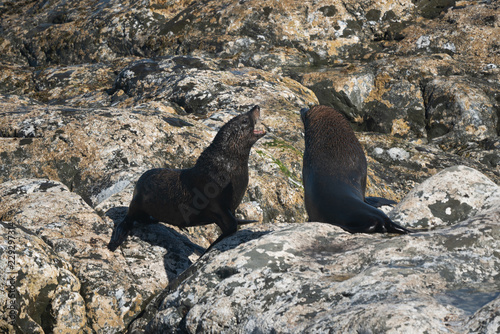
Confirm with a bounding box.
[241,117,250,126]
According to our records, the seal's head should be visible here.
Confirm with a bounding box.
[215,105,266,150]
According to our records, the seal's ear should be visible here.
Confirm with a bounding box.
[300,107,309,125]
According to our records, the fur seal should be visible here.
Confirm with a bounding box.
[108,106,266,251]
[300,105,411,234]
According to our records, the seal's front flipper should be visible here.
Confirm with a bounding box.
[365,196,397,208]
[107,218,133,251]
[205,208,239,253]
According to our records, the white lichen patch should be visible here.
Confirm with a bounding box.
[387,147,410,161]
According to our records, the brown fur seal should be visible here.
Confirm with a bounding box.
[300,105,411,234]
[108,106,266,251]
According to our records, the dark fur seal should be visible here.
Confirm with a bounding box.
[108,106,266,251]
[300,105,411,234]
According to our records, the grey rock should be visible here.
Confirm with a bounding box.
[358,131,500,202]
[294,56,500,144]
[1,0,497,78]
[110,56,319,141]
[0,69,316,222]
[0,0,499,332]
[414,0,456,19]
[1,220,89,334]
[466,294,500,333]
[124,166,500,333]
[138,206,500,333]
[389,165,500,229]
[424,77,499,149]
[0,0,416,67]
[0,178,201,333]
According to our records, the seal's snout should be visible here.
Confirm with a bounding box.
[249,105,266,138]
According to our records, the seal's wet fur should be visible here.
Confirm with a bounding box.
[301,105,411,234]
[108,106,266,251]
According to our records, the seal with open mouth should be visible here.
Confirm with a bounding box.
[108,106,266,251]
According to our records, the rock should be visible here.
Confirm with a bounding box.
[3,167,498,333]
[424,76,499,150]
[389,165,500,229]
[414,0,455,19]
[0,100,210,206]
[7,47,320,228]
[1,0,499,332]
[0,178,201,333]
[0,0,172,66]
[31,61,121,107]
[2,0,498,74]
[127,166,500,333]
[295,61,427,138]
[294,54,500,147]
[359,132,500,201]
[110,56,318,140]
[466,295,500,333]
[0,0,416,67]
[134,203,500,332]
[1,221,90,334]
[0,59,318,221]
[0,64,34,96]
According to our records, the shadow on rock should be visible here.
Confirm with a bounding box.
[211,229,272,253]
[126,227,272,333]
[105,206,206,282]
[166,229,272,291]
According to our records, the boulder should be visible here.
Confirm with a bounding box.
[1,220,89,334]
[295,60,427,138]
[0,178,201,333]
[424,77,499,150]
[389,165,500,229]
[131,166,500,332]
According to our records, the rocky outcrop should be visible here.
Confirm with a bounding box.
[2,1,498,193]
[2,167,497,333]
[389,165,500,229]
[293,57,500,152]
[1,0,497,71]
[0,58,318,222]
[0,178,200,333]
[131,166,500,333]
[1,219,89,334]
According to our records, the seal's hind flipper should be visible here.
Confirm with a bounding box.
[384,217,414,234]
[365,196,397,208]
